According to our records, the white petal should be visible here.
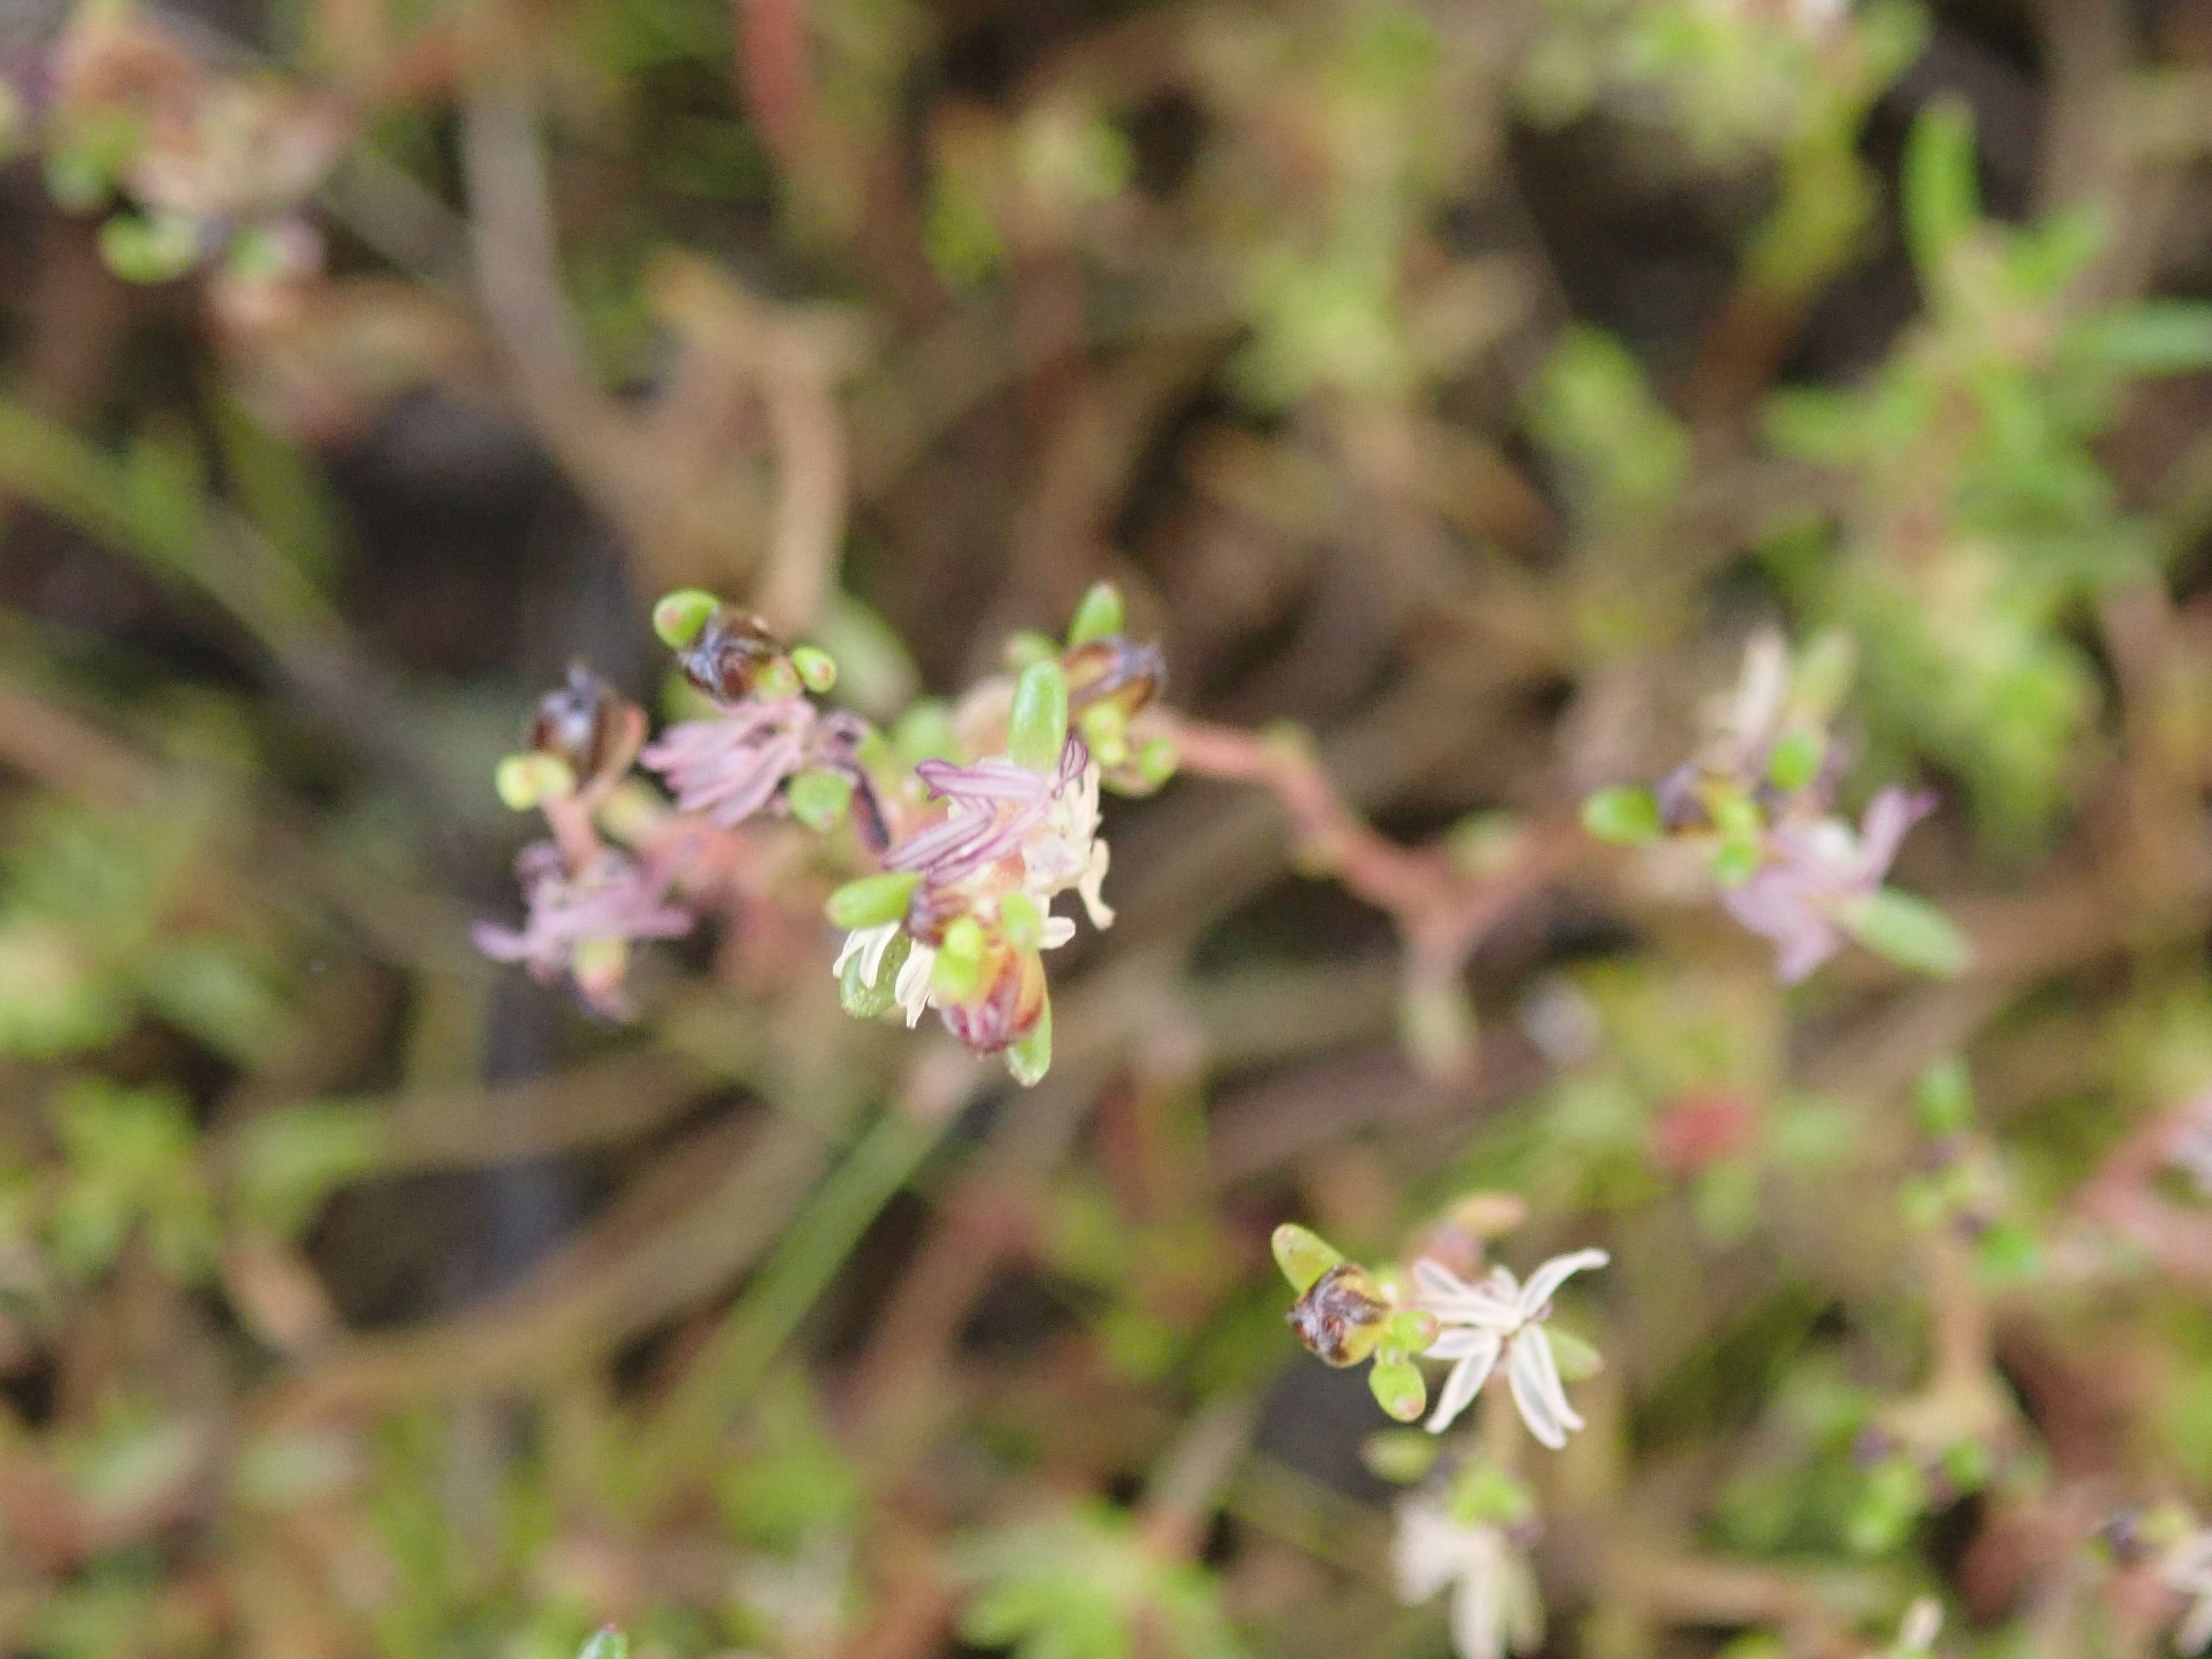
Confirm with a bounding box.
[1426,1331,1503,1434]
[1415,1259,1522,1329]
[1505,1329,1582,1451]
[1040,914,1077,950]
[1077,839,1114,928]
[894,942,937,1027]
[1391,1503,1464,1604]
[1515,1248,1609,1320]
[1449,1536,1506,1659]
[831,928,867,977]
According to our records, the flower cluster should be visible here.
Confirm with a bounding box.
[1583,632,1969,984]
[1273,1210,1606,1659]
[473,583,1171,1085]
[34,7,346,292]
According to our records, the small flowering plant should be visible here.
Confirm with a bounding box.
[475,582,1171,1084]
[1271,1218,1606,1447]
[1582,631,1970,984]
[1274,1205,1603,1659]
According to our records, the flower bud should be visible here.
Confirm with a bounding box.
[938,940,1047,1053]
[1286,1262,1390,1366]
[1369,1359,1427,1422]
[652,589,719,649]
[791,645,838,693]
[826,872,920,930]
[1008,660,1071,772]
[1135,737,1178,787]
[495,752,577,811]
[750,656,803,702]
[667,604,789,703]
[1066,581,1125,646]
[1062,637,1165,721]
[787,769,854,832]
[529,664,627,784]
[1270,1223,1346,1293]
[1006,997,1052,1086]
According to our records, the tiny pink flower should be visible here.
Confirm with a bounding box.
[641,700,872,833]
[1722,786,1933,984]
[472,843,692,1019]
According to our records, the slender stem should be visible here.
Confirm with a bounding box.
[642,1103,946,1471]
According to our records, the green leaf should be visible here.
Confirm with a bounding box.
[2071,302,2212,375]
[1582,785,1663,845]
[1007,1000,1052,1087]
[1902,98,1980,288]
[1009,660,1071,771]
[825,872,919,931]
[1839,888,1972,979]
[1066,581,1126,646]
[577,1629,630,1659]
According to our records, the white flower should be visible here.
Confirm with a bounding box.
[2162,1531,2212,1655]
[1412,1248,1608,1445]
[1392,1499,1543,1659]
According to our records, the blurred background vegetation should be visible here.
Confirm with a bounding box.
[3,0,2212,1655]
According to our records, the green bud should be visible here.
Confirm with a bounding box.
[1711,837,1762,887]
[932,917,985,1002]
[1840,889,1971,979]
[494,752,575,810]
[825,872,919,930]
[98,212,199,284]
[892,699,958,766]
[1270,1223,1347,1294]
[750,656,803,701]
[1547,1327,1603,1381]
[1387,1308,1440,1352]
[841,929,914,1019]
[787,769,854,833]
[1004,629,1058,670]
[1582,785,1663,845]
[999,891,1045,951]
[1135,737,1178,787]
[1079,702,1128,768]
[1766,729,1825,794]
[578,1629,630,1659]
[653,589,719,649]
[1369,1359,1427,1423]
[791,645,839,693]
[1007,999,1052,1087]
[1912,1058,1974,1136]
[1067,581,1126,646]
[1361,1430,1442,1484]
[1009,660,1070,772]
